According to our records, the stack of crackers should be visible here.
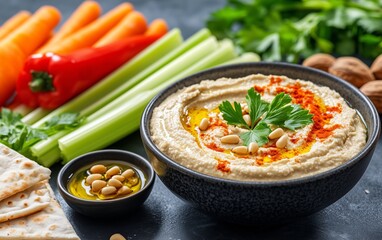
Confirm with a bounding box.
[0,143,80,239]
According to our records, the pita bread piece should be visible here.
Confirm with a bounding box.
[0,182,81,240]
[0,181,51,223]
[0,143,51,201]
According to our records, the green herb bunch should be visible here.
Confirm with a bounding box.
[219,88,313,146]
[207,0,382,62]
[0,108,83,158]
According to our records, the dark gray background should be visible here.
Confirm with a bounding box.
[1,1,382,239]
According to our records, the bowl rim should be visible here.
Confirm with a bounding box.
[57,149,155,204]
[140,62,381,187]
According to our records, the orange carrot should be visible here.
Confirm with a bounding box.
[0,6,61,106]
[38,1,102,53]
[94,10,147,47]
[44,2,134,54]
[1,6,61,56]
[0,10,31,40]
[0,42,25,106]
[145,19,168,36]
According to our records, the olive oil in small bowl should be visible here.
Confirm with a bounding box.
[57,150,155,217]
[68,161,145,201]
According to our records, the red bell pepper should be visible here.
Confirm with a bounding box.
[16,34,161,109]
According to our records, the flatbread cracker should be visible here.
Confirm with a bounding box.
[0,182,80,240]
[0,143,51,201]
[0,181,50,223]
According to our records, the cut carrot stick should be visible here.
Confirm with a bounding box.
[0,6,61,106]
[44,2,134,54]
[0,10,31,40]
[94,11,147,47]
[1,6,61,56]
[38,1,102,53]
[145,19,168,36]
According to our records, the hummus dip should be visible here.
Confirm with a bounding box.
[150,74,367,181]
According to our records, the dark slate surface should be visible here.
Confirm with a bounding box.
[2,1,382,239]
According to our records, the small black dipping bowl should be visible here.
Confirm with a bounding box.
[57,149,155,218]
[140,62,381,225]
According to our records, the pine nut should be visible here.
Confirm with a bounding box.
[269,128,284,139]
[101,186,117,195]
[117,186,133,196]
[199,118,209,131]
[91,180,106,192]
[110,233,126,240]
[243,114,251,126]
[85,173,102,185]
[89,164,107,174]
[244,105,249,113]
[220,134,240,144]
[232,146,248,155]
[105,166,121,179]
[122,169,135,179]
[112,175,125,182]
[276,134,288,148]
[248,142,259,154]
[108,179,123,189]
[128,177,139,186]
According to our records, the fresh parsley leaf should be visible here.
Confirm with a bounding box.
[44,113,80,127]
[42,112,84,135]
[206,0,382,61]
[0,126,8,136]
[219,88,313,146]
[246,88,268,128]
[219,100,249,129]
[268,92,292,110]
[282,104,313,130]
[262,92,293,126]
[0,108,84,157]
[8,126,28,151]
[240,122,271,146]
[0,108,22,125]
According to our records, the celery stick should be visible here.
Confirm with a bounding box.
[59,90,157,162]
[34,146,62,168]
[167,39,237,80]
[220,52,261,65]
[58,39,238,163]
[81,28,212,116]
[147,39,238,92]
[31,130,69,158]
[89,36,219,120]
[32,28,183,128]
[22,108,51,125]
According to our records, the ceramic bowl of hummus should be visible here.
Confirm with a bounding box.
[140,62,380,225]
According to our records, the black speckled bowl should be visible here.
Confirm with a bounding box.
[140,62,381,225]
[57,149,155,218]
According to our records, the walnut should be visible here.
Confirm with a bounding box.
[370,54,382,80]
[328,57,375,88]
[360,80,382,113]
[302,53,336,72]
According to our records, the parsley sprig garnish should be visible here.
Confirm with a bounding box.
[0,108,84,158]
[219,88,313,146]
